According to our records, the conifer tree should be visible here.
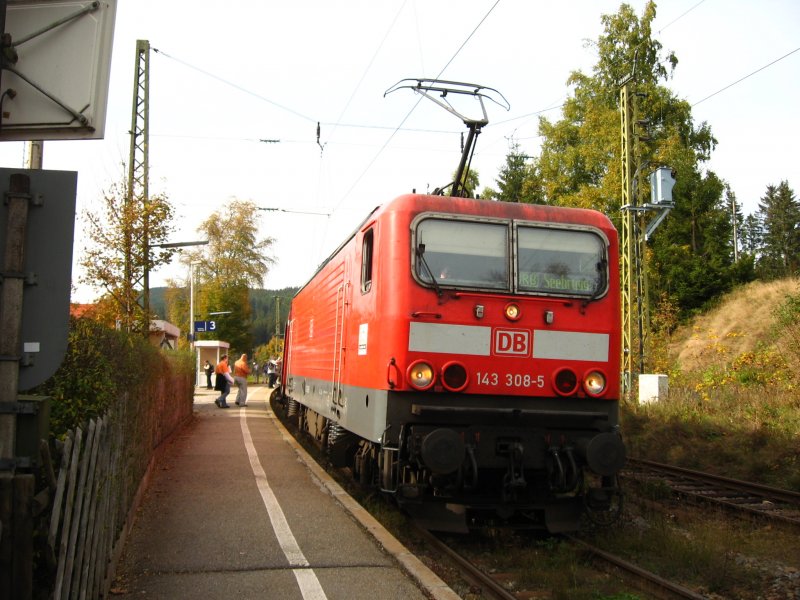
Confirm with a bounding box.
[757,181,800,278]
[493,140,532,203]
[740,213,764,258]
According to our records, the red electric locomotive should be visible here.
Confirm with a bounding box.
[279,193,626,532]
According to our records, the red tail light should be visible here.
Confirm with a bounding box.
[441,361,468,392]
[554,368,578,396]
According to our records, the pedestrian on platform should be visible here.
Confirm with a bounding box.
[234,353,251,406]
[203,360,214,389]
[274,356,282,387]
[214,355,233,408]
[266,358,278,388]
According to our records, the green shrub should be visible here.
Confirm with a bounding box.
[31,317,194,438]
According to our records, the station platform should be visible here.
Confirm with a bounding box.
[111,385,460,600]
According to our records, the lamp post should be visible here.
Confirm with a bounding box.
[146,239,208,337]
[189,260,201,346]
[274,295,282,338]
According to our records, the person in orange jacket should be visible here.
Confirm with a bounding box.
[233,353,251,406]
[214,355,234,408]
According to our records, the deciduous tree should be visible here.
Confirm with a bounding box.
[80,180,175,330]
[523,1,748,314]
[170,199,274,353]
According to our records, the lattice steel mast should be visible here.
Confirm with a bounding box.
[619,75,648,397]
[620,80,634,396]
[619,76,675,399]
[124,39,150,332]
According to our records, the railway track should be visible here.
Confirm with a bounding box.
[566,536,710,600]
[624,457,800,527]
[414,526,519,600]
[415,525,711,600]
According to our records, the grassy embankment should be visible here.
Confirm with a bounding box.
[623,277,800,491]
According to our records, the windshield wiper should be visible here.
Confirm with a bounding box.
[582,257,608,308]
[416,243,443,299]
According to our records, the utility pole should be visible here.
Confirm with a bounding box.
[619,78,637,398]
[24,141,43,169]
[0,175,28,600]
[619,78,675,400]
[730,191,740,263]
[0,175,31,463]
[125,39,150,333]
[274,296,280,337]
[190,261,200,346]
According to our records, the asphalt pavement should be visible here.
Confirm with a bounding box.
[110,384,460,600]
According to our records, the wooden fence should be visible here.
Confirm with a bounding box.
[43,373,193,599]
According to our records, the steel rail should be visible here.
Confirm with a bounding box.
[625,458,800,527]
[416,523,710,600]
[413,526,518,600]
[627,458,800,503]
[566,536,709,600]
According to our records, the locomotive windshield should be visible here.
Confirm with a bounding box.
[516,225,606,296]
[415,219,508,289]
[413,216,607,298]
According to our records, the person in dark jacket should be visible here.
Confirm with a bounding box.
[213,355,233,408]
[204,360,214,389]
[266,358,278,388]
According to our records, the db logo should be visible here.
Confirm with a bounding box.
[494,329,530,356]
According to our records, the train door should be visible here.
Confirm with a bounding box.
[332,262,351,418]
[281,317,292,394]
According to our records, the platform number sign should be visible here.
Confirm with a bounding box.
[194,320,217,333]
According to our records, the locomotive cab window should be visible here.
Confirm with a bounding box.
[361,228,374,293]
[414,218,509,290]
[516,226,607,297]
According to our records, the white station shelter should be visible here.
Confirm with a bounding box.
[194,340,230,388]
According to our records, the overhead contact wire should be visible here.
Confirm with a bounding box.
[658,0,708,34]
[692,46,800,107]
[152,47,317,124]
[325,0,409,145]
[330,0,503,213]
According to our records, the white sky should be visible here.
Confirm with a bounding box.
[2,0,799,302]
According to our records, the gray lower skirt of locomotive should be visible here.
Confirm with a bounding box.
[284,375,625,532]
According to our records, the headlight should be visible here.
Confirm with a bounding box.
[407,360,435,390]
[583,370,607,396]
[504,302,521,321]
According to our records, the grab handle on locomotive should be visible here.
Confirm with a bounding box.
[463,445,479,491]
[547,447,567,492]
[387,357,399,389]
[563,446,580,491]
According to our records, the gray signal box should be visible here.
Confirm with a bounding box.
[0,168,78,391]
[650,167,676,205]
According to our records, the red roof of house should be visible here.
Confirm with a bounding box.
[69,303,97,318]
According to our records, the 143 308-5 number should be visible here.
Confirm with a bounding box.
[477,372,544,388]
